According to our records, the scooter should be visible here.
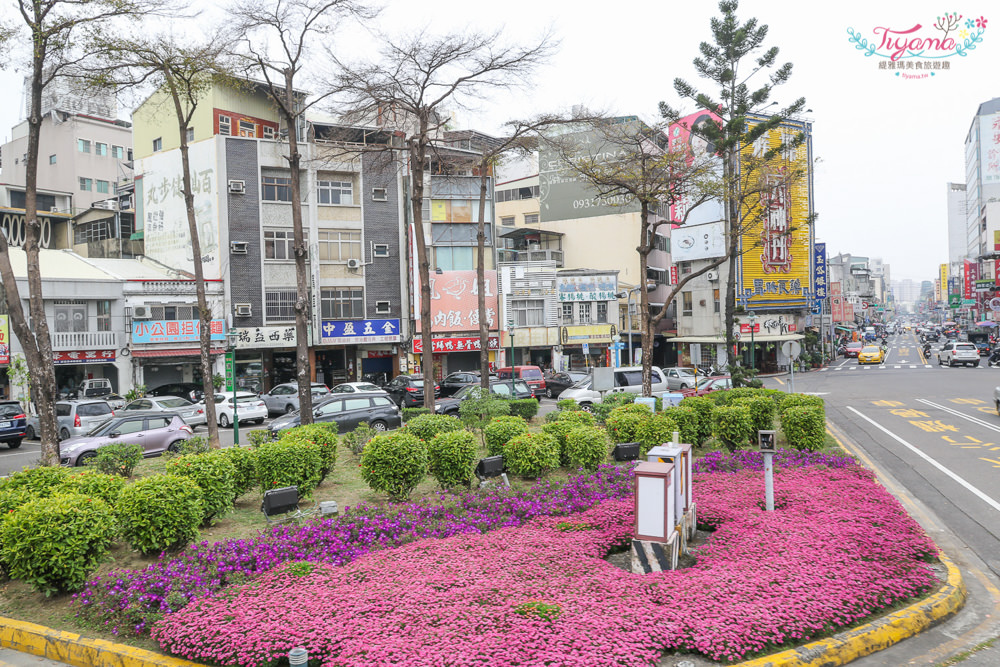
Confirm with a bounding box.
[988,349,1000,368]
[922,343,933,358]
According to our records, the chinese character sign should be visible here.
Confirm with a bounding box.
[556,274,618,302]
[0,315,9,365]
[813,242,827,300]
[233,326,297,349]
[939,264,948,300]
[132,320,226,344]
[413,270,499,333]
[321,319,401,344]
[412,336,500,354]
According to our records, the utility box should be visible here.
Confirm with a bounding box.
[592,367,614,392]
[661,392,685,408]
[635,396,657,412]
[633,461,675,542]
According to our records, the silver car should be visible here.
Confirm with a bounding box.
[663,367,698,390]
[119,396,208,428]
[26,400,115,441]
[937,341,980,367]
[59,414,193,467]
[259,382,331,415]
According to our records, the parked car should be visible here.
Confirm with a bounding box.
[844,342,864,358]
[330,382,387,395]
[542,371,589,399]
[0,401,27,449]
[259,382,331,415]
[384,374,440,407]
[663,367,698,391]
[434,379,534,415]
[496,366,546,398]
[59,414,193,467]
[438,371,484,397]
[207,392,268,427]
[971,340,992,356]
[937,341,980,367]
[75,378,113,399]
[552,366,668,410]
[268,394,402,436]
[680,376,733,398]
[105,393,127,411]
[26,399,115,441]
[148,382,209,403]
[120,396,208,428]
[857,345,885,365]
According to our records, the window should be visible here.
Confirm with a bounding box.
[317,230,361,261]
[317,179,353,205]
[263,126,276,140]
[96,180,110,194]
[579,302,592,324]
[375,300,391,314]
[682,291,693,316]
[501,216,514,227]
[48,154,56,165]
[371,187,387,201]
[713,288,720,313]
[373,243,390,258]
[77,139,91,153]
[265,290,298,322]
[75,220,113,244]
[321,288,364,319]
[95,142,107,156]
[524,213,540,224]
[264,230,306,260]
[680,262,692,275]
[597,302,608,323]
[152,137,162,152]
[97,300,111,331]
[561,303,573,324]
[239,120,256,137]
[434,246,473,270]
[186,127,194,142]
[262,175,292,202]
[54,302,87,332]
[218,115,231,136]
[79,177,93,191]
[654,234,669,252]
[111,145,125,159]
[432,223,492,246]
[512,299,544,326]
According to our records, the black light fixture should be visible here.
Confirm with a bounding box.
[612,442,640,462]
[475,455,509,487]
[261,486,301,523]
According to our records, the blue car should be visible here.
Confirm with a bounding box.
[0,401,27,449]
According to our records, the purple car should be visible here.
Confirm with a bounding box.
[59,413,193,466]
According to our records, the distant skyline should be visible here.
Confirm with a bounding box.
[0,0,994,282]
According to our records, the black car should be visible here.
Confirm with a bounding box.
[148,382,210,403]
[542,371,589,399]
[434,379,534,415]
[384,375,440,407]
[268,393,402,436]
[0,401,27,449]
[438,371,487,397]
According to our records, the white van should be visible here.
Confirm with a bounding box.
[558,366,668,409]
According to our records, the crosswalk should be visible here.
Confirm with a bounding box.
[821,364,934,371]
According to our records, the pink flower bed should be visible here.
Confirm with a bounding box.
[152,466,937,665]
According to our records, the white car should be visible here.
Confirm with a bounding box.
[330,382,388,395]
[207,392,268,427]
[259,382,331,415]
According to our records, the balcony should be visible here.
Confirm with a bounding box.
[51,331,119,351]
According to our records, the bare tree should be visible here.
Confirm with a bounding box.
[0,0,169,465]
[334,29,554,409]
[232,0,377,423]
[89,33,238,447]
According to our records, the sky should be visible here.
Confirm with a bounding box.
[0,0,995,283]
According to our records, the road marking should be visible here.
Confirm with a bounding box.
[893,365,901,369]
[916,399,1000,435]
[846,406,1000,514]
[774,378,785,385]
[819,367,828,372]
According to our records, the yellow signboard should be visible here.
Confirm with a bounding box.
[939,263,948,301]
[560,324,615,344]
[0,315,8,364]
[738,118,812,309]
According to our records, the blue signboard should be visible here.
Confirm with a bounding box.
[320,319,401,344]
[132,320,226,344]
[813,242,827,301]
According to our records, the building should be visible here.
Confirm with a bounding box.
[947,183,968,266]
[959,98,1000,322]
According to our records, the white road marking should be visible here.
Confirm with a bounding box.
[846,406,1000,514]
[893,365,900,369]
[916,399,1000,434]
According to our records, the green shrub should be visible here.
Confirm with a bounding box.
[604,403,652,444]
[459,389,511,444]
[342,422,377,456]
[712,404,755,451]
[57,471,126,507]
[778,393,825,416]
[544,410,563,423]
[164,435,210,458]
[679,395,715,445]
[556,410,597,427]
[93,443,143,477]
[246,429,273,447]
[563,426,610,471]
[427,430,478,488]
[0,493,116,595]
[402,407,432,422]
[117,475,203,555]
[502,433,559,478]
[166,451,238,524]
[540,420,574,464]
[280,424,339,481]
[0,487,42,515]
[484,416,529,457]
[592,393,636,422]
[662,406,699,446]
[556,399,582,412]
[405,413,464,443]
[219,446,257,497]
[254,440,323,499]
[781,406,827,452]
[635,413,680,456]
[733,395,776,435]
[0,466,72,497]
[360,431,427,501]
[508,399,539,420]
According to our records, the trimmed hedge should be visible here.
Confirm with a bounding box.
[93,443,143,477]
[0,466,71,498]
[556,399,582,412]
[279,424,339,481]
[502,433,560,478]
[360,431,428,501]
[402,407,432,422]
[427,430,478,489]
[593,393,636,422]
[662,406,699,447]
[556,410,597,427]
[679,395,715,445]
[219,446,257,497]
[734,395,776,435]
[508,399,539,420]
[254,440,323,499]
[563,426,610,472]
[57,471,126,507]
[405,414,464,443]
[778,393,825,416]
[166,452,238,524]
[781,406,827,452]
[635,413,680,457]
[484,416,529,457]
[117,475,203,555]
[712,404,755,451]
[342,423,377,456]
[604,403,652,444]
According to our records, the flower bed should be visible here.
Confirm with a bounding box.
[150,463,938,665]
[693,448,855,473]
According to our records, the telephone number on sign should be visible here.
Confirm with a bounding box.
[572,194,631,209]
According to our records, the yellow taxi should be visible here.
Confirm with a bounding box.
[857,345,885,365]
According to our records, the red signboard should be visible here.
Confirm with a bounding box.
[413,268,499,334]
[831,295,844,322]
[739,324,761,333]
[669,266,678,285]
[412,336,500,354]
[53,350,116,365]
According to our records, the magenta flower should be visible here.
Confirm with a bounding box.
[976,16,988,28]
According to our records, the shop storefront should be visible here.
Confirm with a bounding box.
[232,325,299,392]
[320,318,402,385]
[131,318,227,389]
[54,350,119,395]
[508,327,560,370]
[412,334,500,379]
[557,325,616,371]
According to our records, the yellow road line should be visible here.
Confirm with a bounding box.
[774,377,785,385]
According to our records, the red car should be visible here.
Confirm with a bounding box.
[844,342,864,358]
[680,376,732,397]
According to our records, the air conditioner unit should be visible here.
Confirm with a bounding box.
[132,305,152,320]
[228,180,246,194]
[50,206,60,213]
[235,304,253,317]
[230,241,248,254]
[706,270,719,281]
[346,258,362,269]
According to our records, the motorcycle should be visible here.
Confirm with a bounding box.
[922,343,932,358]
[988,349,1000,368]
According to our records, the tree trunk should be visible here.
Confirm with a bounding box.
[638,202,653,396]
[477,159,490,389]
[723,147,739,371]
[410,117,435,410]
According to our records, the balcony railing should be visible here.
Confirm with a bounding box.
[51,331,118,351]
[500,248,564,267]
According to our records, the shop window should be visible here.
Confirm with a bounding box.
[512,299,544,327]
[265,290,298,322]
[317,230,360,261]
[317,179,353,205]
[262,174,292,202]
[682,291,693,316]
[597,302,608,323]
[264,229,306,260]
[321,288,364,319]
[218,115,231,136]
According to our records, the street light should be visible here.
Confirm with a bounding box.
[225,330,240,446]
[506,319,516,396]
[748,310,757,372]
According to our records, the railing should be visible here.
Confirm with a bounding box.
[51,331,118,351]
[503,249,564,266]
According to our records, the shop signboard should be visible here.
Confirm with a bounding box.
[831,295,844,322]
[412,335,500,354]
[233,326,297,349]
[813,242,827,300]
[670,221,726,261]
[321,319,401,345]
[0,315,8,365]
[132,319,226,344]
[560,324,616,345]
[225,351,234,392]
[413,269,499,333]
[53,350,116,365]
[556,274,618,302]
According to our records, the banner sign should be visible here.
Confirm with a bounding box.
[132,319,226,344]
[975,279,993,292]
[557,274,618,302]
[939,264,948,300]
[831,295,844,322]
[321,319,401,345]
[0,315,8,365]
[964,259,975,299]
[233,326,296,349]
[813,242,827,300]
[739,323,761,333]
[53,350,116,365]
[413,269,498,333]
[412,335,500,354]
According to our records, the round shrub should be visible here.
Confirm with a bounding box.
[117,475,203,556]
[166,451,238,524]
[556,410,597,427]
[593,393,636,422]
[679,395,715,445]
[781,406,827,452]
[556,399,582,412]
[427,430,478,488]
[405,413,464,443]
[0,493,116,595]
[280,424,339,481]
[57,470,126,507]
[0,465,72,497]
[360,431,428,501]
[254,440,323,499]
[662,406,699,446]
[502,433,559,478]
[219,446,257,497]
[733,395,776,435]
[778,393,825,416]
[605,403,652,444]
[93,443,143,477]
[563,426,610,472]
[635,413,680,457]
[484,416,529,457]
[508,398,539,420]
[341,423,376,456]
[712,404,755,451]
[246,429,272,448]
[541,420,575,464]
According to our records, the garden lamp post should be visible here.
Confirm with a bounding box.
[748,311,757,372]
[225,329,240,446]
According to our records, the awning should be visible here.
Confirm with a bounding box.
[834,325,857,332]
[669,333,805,344]
[131,347,226,358]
